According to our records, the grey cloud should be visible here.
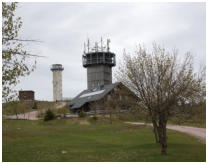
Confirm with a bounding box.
[14,2,205,101]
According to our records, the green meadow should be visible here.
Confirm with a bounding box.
[2,118,205,162]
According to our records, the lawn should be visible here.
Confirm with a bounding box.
[2,118,206,162]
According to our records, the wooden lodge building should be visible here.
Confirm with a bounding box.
[68,82,137,113]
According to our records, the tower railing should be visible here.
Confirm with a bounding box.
[83,56,116,67]
[50,64,64,71]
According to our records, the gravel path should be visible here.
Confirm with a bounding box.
[4,110,41,120]
[55,102,67,109]
[125,122,206,143]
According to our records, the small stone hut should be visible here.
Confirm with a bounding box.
[19,90,35,101]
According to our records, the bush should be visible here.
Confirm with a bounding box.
[44,109,55,121]
[57,106,69,117]
[78,111,86,118]
[32,101,38,109]
[88,115,98,124]
[92,115,98,121]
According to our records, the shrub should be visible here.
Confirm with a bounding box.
[92,115,98,121]
[32,101,38,109]
[78,110,86,118]
[44,109,55,121]
[88,115,100,124]
[57,106,69,117]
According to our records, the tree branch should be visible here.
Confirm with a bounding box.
[2,37,43,43]
[2,50,45,57]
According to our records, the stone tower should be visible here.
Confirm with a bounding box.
[50,64,64,101]
[82,38,116,90]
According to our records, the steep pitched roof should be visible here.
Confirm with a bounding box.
[68,83,119,109]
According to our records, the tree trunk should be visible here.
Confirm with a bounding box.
[158,119,163,144]
[14,108,18,119]
[152,119,159,143]
[109,112,112,124]
[161,124,167,155]
[158,116,167,155]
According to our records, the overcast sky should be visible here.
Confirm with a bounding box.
[14,2,206,101]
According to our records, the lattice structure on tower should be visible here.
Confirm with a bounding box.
[82,38,116,90]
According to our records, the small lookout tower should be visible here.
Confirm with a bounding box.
[50,64,64,101]
[82,38,116,90]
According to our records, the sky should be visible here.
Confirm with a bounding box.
[14,2,206,101]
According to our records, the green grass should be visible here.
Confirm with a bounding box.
[2,118,205,162]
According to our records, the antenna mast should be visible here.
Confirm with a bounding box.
[84,42,86,54]
[101,37,103,51]
[107,39,110,52]
[87,38,90,53]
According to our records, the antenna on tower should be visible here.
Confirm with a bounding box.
[101,37,103,51]
[95,42,98,52]
[87,38,90,53]
[84,42,86,54]
[107,39,110,52]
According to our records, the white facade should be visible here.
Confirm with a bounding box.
[52,70,63,101]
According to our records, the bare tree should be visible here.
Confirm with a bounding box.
[117,43,205,155]
[12,101,19,119]
[90,101,99,115]
[103,91,119,124]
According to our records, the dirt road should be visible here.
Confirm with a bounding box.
[125,122,206,143]
[55,101,67,109]
[4,110,40,120]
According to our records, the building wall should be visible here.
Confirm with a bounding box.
[19,91,34,101]
[82,84,137,112]
[87,65,112,89]
[52,71,63,101]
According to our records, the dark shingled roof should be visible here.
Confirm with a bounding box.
[68,83,119,110]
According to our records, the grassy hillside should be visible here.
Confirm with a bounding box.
[169,102,206,128]
[116,101,206,128]
[2,118,205,162]
[2,101,58,116]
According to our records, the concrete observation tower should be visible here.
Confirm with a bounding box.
[82,38,116,90]
[50,64,64,101]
